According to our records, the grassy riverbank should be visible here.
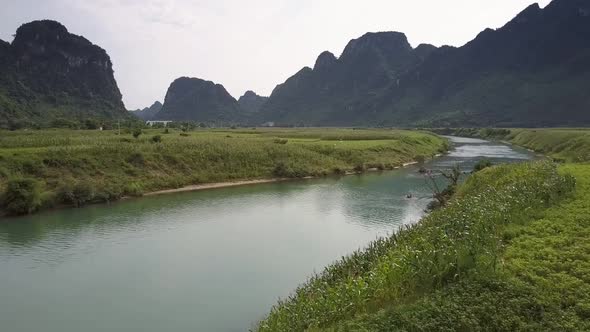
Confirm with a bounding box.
[0,128,447,216]
[257,161,585,331]
[435,128,590,162]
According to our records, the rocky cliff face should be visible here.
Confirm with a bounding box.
[156,77,241,123]
[0,20,127,126]
[237,90,268,114]
[260,0,590,127]
[258,31,431,125]
[130,101,163,120]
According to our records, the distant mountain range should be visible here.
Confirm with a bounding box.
[152,77,242,124]
[130,81,268,124]
[0,20,129,127]
[3,0,590,128]
[130,101,162,121]
[257,0,590,127]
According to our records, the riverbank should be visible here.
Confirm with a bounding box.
[0,128,448,216]
[432,128,590,162]
[257,160,588,331]
[258,128,590,330]
[145,161,430,197]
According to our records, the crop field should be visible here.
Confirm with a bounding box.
[0,128,447,216]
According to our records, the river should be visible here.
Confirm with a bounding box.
[0,137,535,331]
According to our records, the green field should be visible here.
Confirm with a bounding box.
[0,128,447,216]
[257,128,590,331]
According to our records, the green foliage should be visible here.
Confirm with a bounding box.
[257,162,576,331]
[473,159,493,172]
[84,119,100,130]
[273,138,288,145]
[331,163,590,332]
[1,177,42,215]
[0,128,447,215]
[57,182,95,207]
[132,128,142,139]
[151,135,162,143]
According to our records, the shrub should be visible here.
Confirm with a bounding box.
[333,167,346,175]
[58,182,95,207]
[354,164,366,172]
[84,119,100,130]
[272,162,308,178]
[473,159,493,172]
[126,152,145,166]
[273,138,289,145]
[132,128,142,139]
[1,178,42,215]
[124,182,143,196]
[151,135,162,143]
[94,186,123,203]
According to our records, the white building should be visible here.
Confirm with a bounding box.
[146,121,173,127]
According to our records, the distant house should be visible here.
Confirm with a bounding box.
[146,121,173,127]
[261,121,275,127]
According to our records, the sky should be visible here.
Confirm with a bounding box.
[0,0,552,110]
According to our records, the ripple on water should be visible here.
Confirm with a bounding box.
[449,144,530,159]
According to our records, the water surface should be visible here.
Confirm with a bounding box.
[0,137,534,331]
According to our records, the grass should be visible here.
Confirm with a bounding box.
[257,128,590,331]
[0,128,447,215]
[506,129,590,162]
[256,161,577,331]
[326,163,590,332]
[433,127,590,162]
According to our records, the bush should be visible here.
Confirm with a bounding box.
[473,159,493,172]
[132,128,142,139]
[126,152,145,166]
[58,182,95,207]
[94,186,123,203]
[1,178,42,215]
[272,162,308,178]
[84,119,100,130]
[124,182,143,196]
[273,138,289,145]
[354,164,366,172]
[151,135,162,143]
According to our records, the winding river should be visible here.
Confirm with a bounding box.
[0,137,535,332]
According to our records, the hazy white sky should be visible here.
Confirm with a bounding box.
[0,0,551,109]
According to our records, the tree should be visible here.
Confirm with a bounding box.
[423,164,464,211]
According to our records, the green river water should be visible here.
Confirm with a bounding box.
[0,137,535,331]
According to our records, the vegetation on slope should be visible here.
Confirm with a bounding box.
[0,20,129,127]
[0,128,446,216]
[259,0,590,127]
[257,161,577,331]
[327,163,590,332]
[435,128,590,162]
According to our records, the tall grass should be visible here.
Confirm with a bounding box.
[331,163,590,331]
[0,128,447,215]
[257,161,575,331]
